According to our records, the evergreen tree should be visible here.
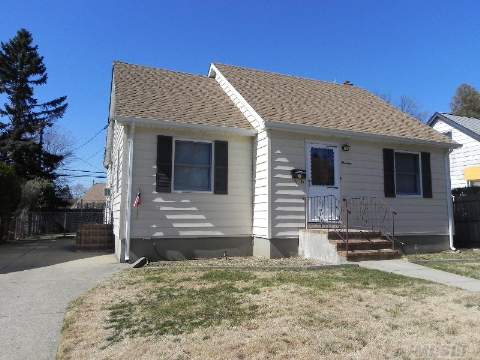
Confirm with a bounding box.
[0,163,21,242]
[0,28,67,180]
[451,84,480,119]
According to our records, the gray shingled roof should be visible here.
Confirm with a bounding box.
[112,61,456,146]
[213,63,456,146]
[112,62,252,130]
[438,113,480,137]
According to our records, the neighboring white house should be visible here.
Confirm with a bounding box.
[428,112,480,189]
[104,62,458,262]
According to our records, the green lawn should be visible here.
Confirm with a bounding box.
[58,259,480,359]
[407,250,480,280]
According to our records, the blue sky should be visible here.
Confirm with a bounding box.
[1,0,479,187]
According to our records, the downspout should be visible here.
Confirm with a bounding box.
[444,149,455,251]
[124,124,135,262]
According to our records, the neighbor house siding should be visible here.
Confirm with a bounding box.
[212,66,269,238]
[128,127,253,238]
[432,120,480,189]
[269,130,449,237]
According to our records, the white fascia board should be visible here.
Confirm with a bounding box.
[208,64,266,131]
[115,116,257,137]
[265,121,461,149]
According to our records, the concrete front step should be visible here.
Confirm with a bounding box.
[328,230,383,240]
[338,249,401,262]
[331,238,392,251]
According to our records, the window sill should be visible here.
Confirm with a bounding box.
[173,190,213,194]
[395,194,423,198]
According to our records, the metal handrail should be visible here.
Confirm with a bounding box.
[304,195,351,255]
[305,195,397,254]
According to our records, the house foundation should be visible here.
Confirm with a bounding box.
[128,237,253,261]
[253,237,298,258]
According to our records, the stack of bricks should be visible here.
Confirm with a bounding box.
[77,224,114,251]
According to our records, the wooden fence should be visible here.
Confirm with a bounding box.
[11,209,105,240]
[453,194,480,248]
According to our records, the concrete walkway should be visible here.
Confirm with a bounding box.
[359,259,480,292]
[0,238,125,360]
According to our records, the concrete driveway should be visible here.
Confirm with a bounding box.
[0,237,125,360]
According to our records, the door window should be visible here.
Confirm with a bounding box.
[311,148,335,186]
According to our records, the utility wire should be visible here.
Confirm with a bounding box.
[72,124,107,151]
[62,168,105,174]
[55,173,106,179]
[85,148,104,161]
[72,155,104,172]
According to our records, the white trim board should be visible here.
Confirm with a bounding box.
[266,121,460,149]
[115,116,257,137]
[209,64,267,131]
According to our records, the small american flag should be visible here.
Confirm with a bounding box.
[133,191,142,208]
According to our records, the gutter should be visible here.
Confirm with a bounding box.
[124,124,135,262]
[444,149,456,251]
[265,121,461,149]
[116,116,257,137]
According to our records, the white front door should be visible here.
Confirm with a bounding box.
[306,142,340,223]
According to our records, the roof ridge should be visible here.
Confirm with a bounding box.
[212,62,391,105]
[213,63,427,125]
[212,62,348,87]
[113,61,210,80]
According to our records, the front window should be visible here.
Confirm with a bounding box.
[173,140,212,191]
[395,152,421,195]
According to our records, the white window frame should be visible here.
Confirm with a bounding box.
[394,150,423,197]
[172,138,214,193]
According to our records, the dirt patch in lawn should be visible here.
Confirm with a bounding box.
[58,260,480,359]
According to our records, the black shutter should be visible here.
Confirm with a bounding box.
[421,152,432,198]
[383,148,396,198]
[214,140,228,194]
[156,135,172,192]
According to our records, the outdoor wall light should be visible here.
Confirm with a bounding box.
[290,169,306,184]
[341,144,351,151]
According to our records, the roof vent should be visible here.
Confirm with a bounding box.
[343,80,353,86]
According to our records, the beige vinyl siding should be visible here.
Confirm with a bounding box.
[129,127,253,238]
[269,130,449,238]
[270,131,307,238]
[212,66,269,238]
[252,129,270,238]
[433,120,480,188]
[105,120,127,258]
